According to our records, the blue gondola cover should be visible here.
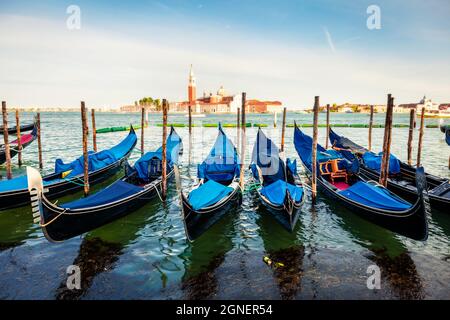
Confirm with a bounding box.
[188,179,233,210]
[260,180,303,206]
[362,152,401,174]
[63,180,144,209]
[339,181,411,211]
[55,131,137,178]
[133,128,182,180]
[197,125,240,182]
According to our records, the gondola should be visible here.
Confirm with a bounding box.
[249,128,305,232]
[1,122,35,135]
[0,122,37,165]
[0,127,137,211]
[329,129,449,212]
[174,125,241,241]
[440,125,450,146]
[294,124,429,241]
[26,126,183,242]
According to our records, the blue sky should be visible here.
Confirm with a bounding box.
[1,0,449,108]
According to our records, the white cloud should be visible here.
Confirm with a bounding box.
[0,14,449,109]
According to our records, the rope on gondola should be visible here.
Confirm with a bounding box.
[39,209,68,227]
[61,176,87,187]
[154,185,164,202]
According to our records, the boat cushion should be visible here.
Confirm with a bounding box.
[62,180,143,209]
[339,181,411,211]
[260,180,303,206]
[362,152,401,175]
[188,179,233,210]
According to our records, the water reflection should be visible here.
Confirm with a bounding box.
[180,212,236,300]
[329,198,425,299]
[55,195,162,300]
[256,212,305,300]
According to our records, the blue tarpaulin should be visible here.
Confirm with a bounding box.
[339,181,411,211]
[197,125,240,182]
[362,152,400,174]
[286,158,297,175]
[133,127,182,180]
[55,130,137,178]
[260,180,303,206]
[0,130,137,193]
[188,179,233,210]
[251,129,287,185]
[62,180,143,209]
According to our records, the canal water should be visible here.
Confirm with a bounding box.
[0,112,449,299]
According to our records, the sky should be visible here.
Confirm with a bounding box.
[0,0,449,109]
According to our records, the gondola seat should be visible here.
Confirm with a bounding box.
[319,159,348,184]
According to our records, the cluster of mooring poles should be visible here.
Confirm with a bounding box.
[1,101,43,180]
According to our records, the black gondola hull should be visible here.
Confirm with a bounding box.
[0,154,131,211]
[258,195,302,232]
[35,171,172,242]
[302,165,428,241]
[0,123,35,135]
[182,187,241,241]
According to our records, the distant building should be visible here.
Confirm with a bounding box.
[396,96,440,113]
[170,66,282,113]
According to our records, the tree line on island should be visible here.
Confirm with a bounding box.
[135,97,162,111]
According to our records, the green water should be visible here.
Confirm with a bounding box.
[0,112,449,299]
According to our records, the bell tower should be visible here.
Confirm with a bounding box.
[188,64,196,103]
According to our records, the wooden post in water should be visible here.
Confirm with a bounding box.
[161,99,168,200]
[140,106,145,156]
[80,102,89,196]
[417,107,425,167]
[368,105,374,151]
[237,107,240,149]
[407,108,415,166]
[240,93,246,190]
[281,107,287,152]
[91,109,97,152]
[379,94,393,187]
[325,104,330,149]
[2,101,12,179]
[36,112,43,170]
[188,103,192,135]
[311,96,319,204]
[273,111,277,128]
[16,109,23,166]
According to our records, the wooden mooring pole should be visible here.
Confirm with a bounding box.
[2,101,12,179]
[81,102,89,196]
[368,105,374,151]
[16,109,22,166]
[141,106,145,156]
[407,108,415,166]
[36,112,43,170]
[281,107,287,152]
[237,107,240,149]
[240,93,246,190]
[161,99,168,200]
[417,107,425,167]
[379,94,394,187]
[188,103,192,135]
[325,104,330,149]
[311,96,319,204]
[91,109,97,152]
